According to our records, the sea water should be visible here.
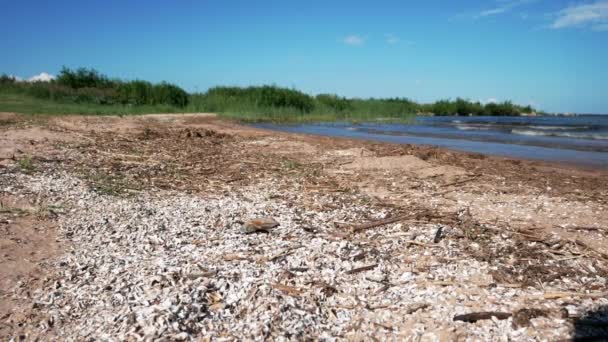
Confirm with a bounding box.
[254,115,608,168]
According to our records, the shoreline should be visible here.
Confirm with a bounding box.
[260,125,608,172]
[1,112,607,340]
[252,119,608,169]
[246,119,608,179]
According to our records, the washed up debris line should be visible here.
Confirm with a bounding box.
[4,171,607,341]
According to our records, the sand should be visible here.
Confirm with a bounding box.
[1,112,607,340]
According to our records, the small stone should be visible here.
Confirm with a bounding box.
[173,332,189,340]
[240,217,280,233]
[512,308,551,328]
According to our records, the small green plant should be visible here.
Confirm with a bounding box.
[96,184,121,196]
[282,159,301,170]
[18,155,33,171]
[86,172,140,196]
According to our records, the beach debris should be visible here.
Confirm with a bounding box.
[350,214,410,233]
[542,291,608,300]
[574,239,608,260]
[240,217,279,233]
[512,308,550,328]
[405,303,430,314]
[433,175,481,195]
[272,283,304,296]
[2,114,608,342]
[4,167,606,340]
[433,226,443,243]
[345,264,378,274]
[453,312,512,323]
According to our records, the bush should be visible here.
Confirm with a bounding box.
[56,67,115,89]
[1,67,538,116]
[52,67,189,107]
[453,98,484,116]
[484,101,518,116]
[206,86,246,98]
[254,86,315,112]
[316,94,351,112]
[75,87,118,104]
[47,84,76,102]
[431,99,456,116]
[200,85,315,113]
[28,83,52,99]
[0,74,17,84]
[152,83,189,107]
[122,80,152,105]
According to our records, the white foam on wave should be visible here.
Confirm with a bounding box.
[455,124,493,131]
[528,125,587,131]
[512,129,608,140]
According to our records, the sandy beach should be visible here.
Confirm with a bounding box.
[1,112,607,340]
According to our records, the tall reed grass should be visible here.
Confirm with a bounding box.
[1,68,538,121]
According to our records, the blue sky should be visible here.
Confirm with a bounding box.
[1,0,608,113]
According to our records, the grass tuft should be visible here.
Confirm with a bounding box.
[18,155,34,172]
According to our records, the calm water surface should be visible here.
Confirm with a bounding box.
[254,115,608,168]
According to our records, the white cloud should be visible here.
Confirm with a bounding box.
[551,1,608,30]
[482,98,498,104]
[593,22,608,31]
[479,7,509,17]
[343,35,365,46]
[8,75,23,82]
[28,72,55,82]
[475,0,536,18]
[385,34,400,45]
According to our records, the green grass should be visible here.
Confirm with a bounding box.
[215,110,415,123]
[0,92,183,116]
[186,90,417,123]
[86,172,140,196]
[18,155,34,171]
[1,77,537,123]
[2,67,539,122]
[0,91,415,123]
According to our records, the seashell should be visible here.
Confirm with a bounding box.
[4,159,600,341]
[172,332,190,340]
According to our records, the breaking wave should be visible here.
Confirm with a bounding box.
[455,124,493,131]
[528,125,588,131]
[512,129,608,140]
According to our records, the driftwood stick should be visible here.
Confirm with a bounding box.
[543,291,608,300]
[351,215,410,233]
[442,177,479,188]
[574,239,608,260]
[405,241,441,248]
[565,226,607,232]
[346,264,378,274]
[453,312,512,323]
[434,176,480,195]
